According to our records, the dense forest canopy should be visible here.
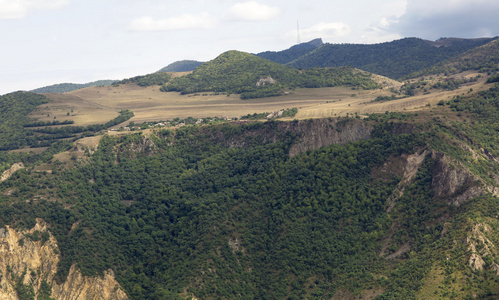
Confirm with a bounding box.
[0,92,51,150]
[0,118,426,299]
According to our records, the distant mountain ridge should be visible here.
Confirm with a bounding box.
[30,36,498,94]
[256,38,324,64]
[423,37,494,47]
[258,37,496,79]
[406,38,499,78]
[31,80,117,93]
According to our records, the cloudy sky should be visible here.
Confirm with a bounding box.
[1,0,498,95]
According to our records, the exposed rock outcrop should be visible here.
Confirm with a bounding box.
[117,135,158,160]
[256,76,276,86]
[385,150,429,212]
[465,223,499,274]
[52,265,126,300]
[0,220,128,300]
[0,163,24,183]
[74,135,103,155]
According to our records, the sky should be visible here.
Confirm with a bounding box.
[1,0,499,95]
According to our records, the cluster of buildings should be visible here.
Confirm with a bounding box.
[266,110,284,119]
[111,117,235,132]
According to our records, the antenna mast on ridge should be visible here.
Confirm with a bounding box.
[297,21,301,44]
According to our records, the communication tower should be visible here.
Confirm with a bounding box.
[297,21,301,44]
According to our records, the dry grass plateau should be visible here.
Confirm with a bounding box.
[28,71,493,127]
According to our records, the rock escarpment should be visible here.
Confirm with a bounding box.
[431,152,499,206]
[287,118,374,157]
[205,118,374,156]
[0,220,128,300]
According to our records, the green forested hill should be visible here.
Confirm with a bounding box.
[31,80,117,93]
[161,50,379,99]
[405,38,499,79]
[286,37,496,79]
[158,60,204,72]
[0,92,48,150]
[2,85,499,299]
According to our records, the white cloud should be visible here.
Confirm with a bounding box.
[0,0,68,19]
[360,17,403,44]
[129,13,218,31]
[401,0,486,17]
[225,1,280,21]
[289,22,351,42]
[387,0,499,39]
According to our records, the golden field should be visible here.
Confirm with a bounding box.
[29,72,491,127]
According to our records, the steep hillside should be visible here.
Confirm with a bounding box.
[256,38,324,64]
[2,84,499,299]
[162,50,380,99]
[287,37,495,79]
[0,92,65,151]
[31,80,117,94]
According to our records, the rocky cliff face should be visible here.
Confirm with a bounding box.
[287,118,374,157]
[202,118,374,157]
[431,151,499,206]
[0,220,128,300]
